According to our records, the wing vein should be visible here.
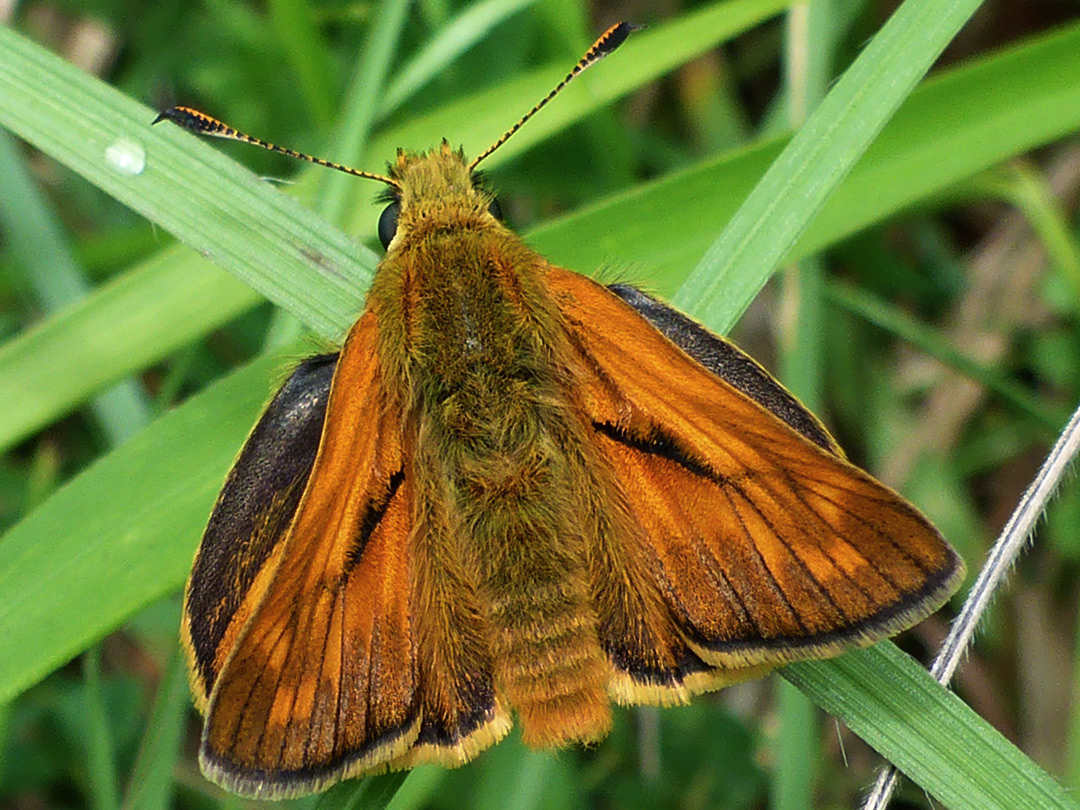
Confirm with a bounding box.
[796,477,934,579]
[774,471,903,600]
[244,614,295,766]
[742,475,854,625]
[721,484,809,636]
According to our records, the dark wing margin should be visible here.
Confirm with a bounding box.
[183,353,338,708]
[607,283,839,455]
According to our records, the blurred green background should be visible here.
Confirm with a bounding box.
[2,0,1080,808]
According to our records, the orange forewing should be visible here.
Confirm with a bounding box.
[192,313,416,797]
[547,267,963,680]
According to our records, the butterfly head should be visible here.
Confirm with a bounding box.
[376,141,503,252]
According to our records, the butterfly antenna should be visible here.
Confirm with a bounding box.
[468,21,639,171]
[152,107,403,192]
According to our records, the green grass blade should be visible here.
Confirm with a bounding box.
[378,0,543,117]
[0,131,104,310]
[825,281,1063,432]
[382,767,447,810]
[0,247,259,453]
[773,681,817,810]
[267,0,335,127]
[964,163,1080,307]
[783,644,1080,810]
[0,24,377,341]
[314,773,409,810]
[121,649,188,810]
[0,129,151,445]
[671,0,984,330]
[83,646,120,810]
[0,353,283,704]
[315,0,413,224]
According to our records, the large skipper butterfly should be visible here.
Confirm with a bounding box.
[156,23,963,799]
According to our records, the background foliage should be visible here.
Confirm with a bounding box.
[1,0,1080,808]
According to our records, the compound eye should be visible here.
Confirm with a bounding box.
[487,197,503,221]
[378,202,400,249]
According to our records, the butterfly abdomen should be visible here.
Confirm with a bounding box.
[424,328,613,748]
[457,433,612,748]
